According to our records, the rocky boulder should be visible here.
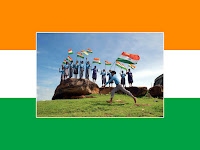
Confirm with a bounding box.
[99,87,147,97]
[149,85,163,98]
[52,78,99,100]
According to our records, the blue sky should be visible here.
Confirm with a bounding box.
[37,33,163,101]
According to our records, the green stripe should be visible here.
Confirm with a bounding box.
[105,64,111,65]
[116,58,137,64]
[77,55,84,58]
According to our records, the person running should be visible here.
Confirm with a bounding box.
[126,69,133,87]
[120,70,126,87]
[69,60,74,78]
[79,61,84,79]
[92,66,98,82]
[107,70,113,87]
[73,61,79,79]
[85,58,90,79]
[64,62,69,80]
[103,71,136,104]
[59,66,65,82]
[100,69,106,87]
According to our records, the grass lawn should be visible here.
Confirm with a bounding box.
[37,94,163,117]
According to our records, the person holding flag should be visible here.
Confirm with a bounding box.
[120,70,126,87]
[64,61,69,80]
[100,69,106,87]
[107,70,113,87]
[79,61,84,79]
[103,71,137,104]
[126,69,133,87]
[73,61,79,79]
[85,58,90,79]
[92,66,98,82]
[69,60,74,78]
[59,66,65,82]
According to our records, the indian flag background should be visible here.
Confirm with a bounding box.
[1,1,200,149]
[68,49,73,54]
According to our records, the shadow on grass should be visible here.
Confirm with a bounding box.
[90,101,130,106]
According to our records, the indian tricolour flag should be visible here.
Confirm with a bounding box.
[105,61,111,65]
[81,51,89,55]
[93,58,101,64]
[116,52,140,64]
[122,64,127,70]
[63,59,67,64]
[87,49,93,53]
[128,64,135,69]
[116,61,122,68]
[68,49,73,55]
[67,56,73,62]
[77,52,84,59]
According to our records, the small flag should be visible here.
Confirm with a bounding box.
[87,49,93,53]
[128,64,135,69]
[63,59,67,64]
[68,49,73,55]
[116,52,140,64]
[105,61,111,65]
[116,61,122,68]
[77,52,84,59]
[67,56,73,62]
[122,64,127,70]
[93,58,101,64]
[81,51,89,55]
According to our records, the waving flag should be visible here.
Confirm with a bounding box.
[87,49,93,53]
[77,52,84,59]
[93,58,101,64]
[128,64,135,69]
[116,52,140,64]
[63,59,67,64]
[68,49,73,55]
[67,56,73,62]
[122,64,127,70]
[116,61,122,68]
[81,51,89,55]
[105,61,111,65]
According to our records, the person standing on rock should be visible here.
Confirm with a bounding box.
[103,71,136,104]
[85,58,90,79]
[126,69,133,87]
[59,66,65,82]
[92,66,98,82]
[101,69,106,87]
[69,60,74,78]
[64,62,69,80]
[120,70,126,87]
[73,61,79,79]
[107,70,113,87]
[79,61,84,79]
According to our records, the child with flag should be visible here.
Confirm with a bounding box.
[85,58,90,79]
[100,69,106,87]
[120,70,126,87]
[103,71,137,104]
[73,61,79,79]
[92,66,98,82]
[59,66,65,82]
[79,61,84,79]
[126,69,133,87]
[107,70,113,87]
[69,60,74,78]
[64,62,69,79]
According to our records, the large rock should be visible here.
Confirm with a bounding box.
[52,78,99,100]
[154,74,163,86]
[99,87,147,97]
[149,85,163,98]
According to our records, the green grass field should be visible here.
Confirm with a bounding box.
[37,94,163,117]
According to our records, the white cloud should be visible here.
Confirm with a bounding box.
[37,86,55,101]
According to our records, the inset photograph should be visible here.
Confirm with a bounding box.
[37,32,163,117]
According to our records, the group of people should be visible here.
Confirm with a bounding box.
[59,59,136,103]
[59,59,134,87]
